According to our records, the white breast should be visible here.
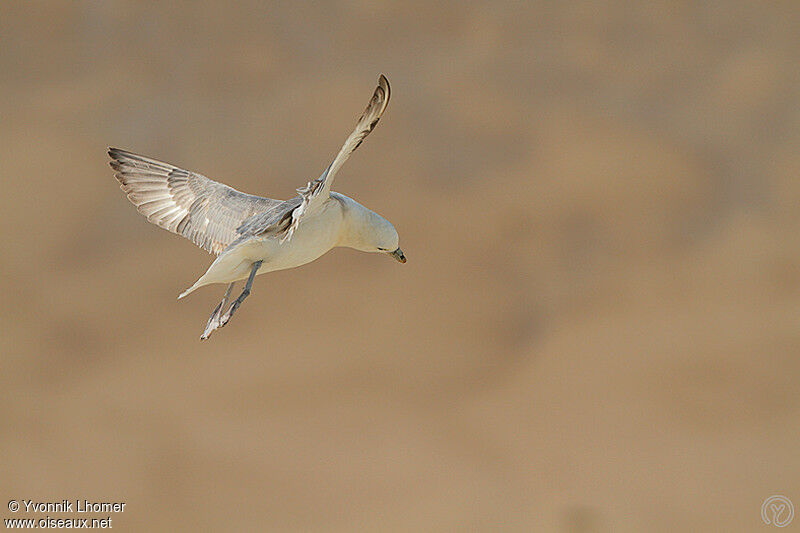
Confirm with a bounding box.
[253,199,345,272]
[191,198,346,288]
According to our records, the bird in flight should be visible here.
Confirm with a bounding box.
[109,75,404,339]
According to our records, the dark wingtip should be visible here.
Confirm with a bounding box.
[378,74,390,102]
[109,147,121,169]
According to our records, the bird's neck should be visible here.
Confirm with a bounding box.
[333,193,381,251]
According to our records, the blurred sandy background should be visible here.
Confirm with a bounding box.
[1,1,799,531]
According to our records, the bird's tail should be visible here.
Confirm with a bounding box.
[178,279,205,299]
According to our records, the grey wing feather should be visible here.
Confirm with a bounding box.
[235,196,302,239]
[109,148,281,254]
[281,74,391,242]
[318,73,391,197]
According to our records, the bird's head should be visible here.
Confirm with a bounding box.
[367,214,406,263]
[339,196,406,263]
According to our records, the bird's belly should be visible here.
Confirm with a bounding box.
[253,205,343,272]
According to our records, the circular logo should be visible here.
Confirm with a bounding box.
[762,495,794,528]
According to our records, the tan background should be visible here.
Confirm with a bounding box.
[2,2,799,531]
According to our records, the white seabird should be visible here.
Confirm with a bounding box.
[109,75,404,339]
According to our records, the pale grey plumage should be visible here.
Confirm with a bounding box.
[234,196,302,243]
[109,148,287,254]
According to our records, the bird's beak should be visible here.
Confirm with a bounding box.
[389,248,406,263]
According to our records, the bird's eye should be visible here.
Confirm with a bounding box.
[377,247,387,251]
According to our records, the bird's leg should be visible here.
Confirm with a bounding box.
[200,282,235,340]
[219,261,262,328]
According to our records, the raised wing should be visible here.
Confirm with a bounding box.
[109,148,281,254]
[281,74,391,242]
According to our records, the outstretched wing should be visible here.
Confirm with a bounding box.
[281,74,391,242]
[109,148,282,254]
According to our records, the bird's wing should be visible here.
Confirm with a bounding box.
[280,74,391,243]
[109,148,282,255]
[233,196,302,242]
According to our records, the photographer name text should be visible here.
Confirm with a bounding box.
[11,500,125,514]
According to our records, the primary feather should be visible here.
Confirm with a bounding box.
[109,148,282,254]
[282,74,391,242]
